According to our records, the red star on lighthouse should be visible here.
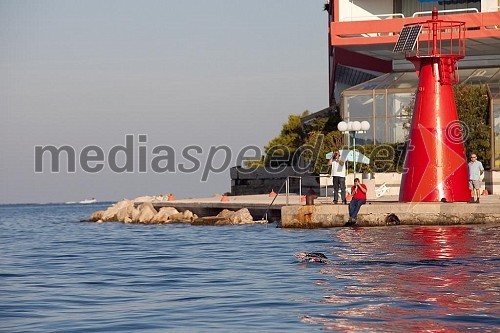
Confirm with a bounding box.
[410,124,466,203]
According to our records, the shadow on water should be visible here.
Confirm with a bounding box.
[299,225,500,332]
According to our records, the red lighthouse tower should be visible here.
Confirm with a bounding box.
[398,9,469,203]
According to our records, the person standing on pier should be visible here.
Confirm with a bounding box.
[468,153,484,203]
[346,178,367,226]
[328,150,347,205]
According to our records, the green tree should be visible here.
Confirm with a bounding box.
[263,113,306,166]
[302,130,343,174]
[244,108,345,171]
[454,84,490,168]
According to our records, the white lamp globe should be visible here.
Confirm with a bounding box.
[347,121,353,131]
[337,121,348,132]
[352,121,362,131]
[361,121,371,131]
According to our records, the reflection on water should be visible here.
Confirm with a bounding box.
[302,225,499,332]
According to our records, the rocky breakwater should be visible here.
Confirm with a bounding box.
[192,208,262,226]
[85,195,263,226]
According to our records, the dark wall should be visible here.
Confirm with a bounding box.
[230,166,320,195]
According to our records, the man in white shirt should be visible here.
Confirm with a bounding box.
[468,153,484,203]
[328,150,347,204]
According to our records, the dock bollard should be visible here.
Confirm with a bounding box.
[305,188,317,206]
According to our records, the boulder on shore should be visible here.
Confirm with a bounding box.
[116,205,134,222]
[87,196,161,223]
[193,208,254,226]
[151,207,179,223]
[89,210,105,222]
[216,208,254,224]
[136,202,158,223]
[217,209,234,220]
[192,216,229,226]
[86,196,254,226]
[96,199,134,222]
[228,208,253,224]
[167,210,197,223]
[131,206,141,222]
[182,210,196,221]
[101,207,119,222]
[86,195,199,224]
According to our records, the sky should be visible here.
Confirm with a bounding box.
[0,0,329,204]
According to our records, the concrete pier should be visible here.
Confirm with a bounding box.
[145,193,500,228]
[281,195,500,228]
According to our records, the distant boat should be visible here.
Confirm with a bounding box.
[78,198,97,204]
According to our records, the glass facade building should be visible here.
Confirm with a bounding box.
[341,67,500,168]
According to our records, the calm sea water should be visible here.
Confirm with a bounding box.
[0,203,498,332]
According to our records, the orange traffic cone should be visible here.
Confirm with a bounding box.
[301,195,306,203]
[269,189,277,197]
[221,194,230,202]
[167,194,175,201]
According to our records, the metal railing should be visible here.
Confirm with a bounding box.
[319,174,336,199]
[412,8,479,17]
[284,175,342,205]
[262,174,351,220]
[262,179,287,222]
[346,13,405,21]
[262,176,305,221]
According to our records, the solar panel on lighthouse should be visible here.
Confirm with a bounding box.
[393,26,411,53]
[393,25,422,53]
[405,25,422,51]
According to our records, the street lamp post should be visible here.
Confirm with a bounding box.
[337,120,371,179]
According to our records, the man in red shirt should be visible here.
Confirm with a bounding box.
[345,178,367,226]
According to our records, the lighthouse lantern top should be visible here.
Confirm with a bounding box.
[393,8,465,59]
